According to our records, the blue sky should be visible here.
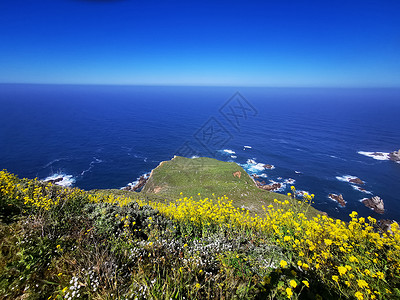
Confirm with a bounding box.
[0,0,399,87]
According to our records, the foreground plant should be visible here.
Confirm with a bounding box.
[1,170,399,299]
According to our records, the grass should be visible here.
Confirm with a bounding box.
[141,156,321,218]
[1,158,400,300]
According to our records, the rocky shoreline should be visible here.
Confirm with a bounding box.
[389,149,400,162]
[255,180,282,191]
[349,177,364,185]
[121,156,393,224]
[123,173,150,192]
[362,196,385,214]
[329,194,346,207]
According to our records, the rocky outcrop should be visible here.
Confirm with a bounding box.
[378,219,396,233]
[255,180,266,186]
[263,164,274,169]
[329,194,346,207]
[44,177,63,184]
[349,177,364,185]
[362,196,385,214]
[123,174,150,192]
[254,180,281,191]
[372,152,385,157]
[260,183,282,191]
[389,149,400,162]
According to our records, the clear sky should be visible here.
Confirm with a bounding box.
[0,0,399,87]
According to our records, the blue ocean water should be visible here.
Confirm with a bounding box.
[1,84,399,222]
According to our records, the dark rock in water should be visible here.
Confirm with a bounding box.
[349,177,364,185]
[362,196,385,214]
[264,164,274,169]
[123,174,149,192]
[255,180,266,186]
[260,183,282,191]
[252,174,259,179]
[389,149,400,162]
[372,152,384,156]
[44,177,63,184]
[329,194,346,207]
[378,219,397,233]
[285,178,295,184]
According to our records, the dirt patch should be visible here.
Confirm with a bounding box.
[233,171,241,179]
[153,186,163,194]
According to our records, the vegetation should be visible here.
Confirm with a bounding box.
[1,158,400,299]
[142,156,320,218]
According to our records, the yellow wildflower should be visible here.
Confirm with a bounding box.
[290,280,297,288]
[338,266,347,276]
[355,292,364,300]
[280,260,288,268]
[357,280,368,289]
[286,287,293,298]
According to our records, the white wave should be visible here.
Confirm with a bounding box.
[240,159,275,175]
[223,149,236,154]
[351,185,372,194]
[358,151,390,161]
[133,154,148,162]
[259,173,268,178]
[123,173,150,190]
[191,155,199,159]
[81,157,103,176]
[294,170,302,174]
[268,180,286,192]
[231,155,237,159]
[284,178,296,185]
[43,174,75,187]
[243,146,252,149]
[336,175,358,183]
[42,158,64,169]
[295,190,310,197]
[359,198,370,203]
[126,180,139,188]
[249,163,266,172]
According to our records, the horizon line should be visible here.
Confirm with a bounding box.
[1,82,400,89]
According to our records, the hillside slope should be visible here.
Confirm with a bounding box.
[140,156,320,217]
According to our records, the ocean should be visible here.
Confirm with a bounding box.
[1,84,399,222]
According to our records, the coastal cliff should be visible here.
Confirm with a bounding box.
[139,156,320,217]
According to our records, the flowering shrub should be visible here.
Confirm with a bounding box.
[1,170,400,299]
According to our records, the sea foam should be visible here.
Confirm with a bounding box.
[336,175,359,183]
[43,174,76,187]
[222,149,236,155]
[358,151,390,161]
